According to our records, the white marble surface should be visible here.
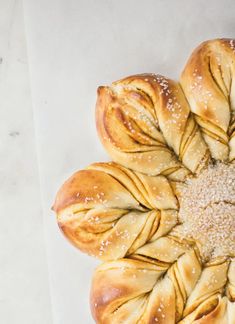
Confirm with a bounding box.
[23,0,235,323]
[0,1,52,323]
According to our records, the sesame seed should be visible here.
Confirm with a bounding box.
[177,162,235,262]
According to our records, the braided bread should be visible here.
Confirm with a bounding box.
[53,39,235,323]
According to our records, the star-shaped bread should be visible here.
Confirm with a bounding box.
[53,39,235,324]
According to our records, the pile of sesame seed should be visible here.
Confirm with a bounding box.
[177,162,235,262]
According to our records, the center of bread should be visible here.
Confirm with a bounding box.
[177,162,235,262]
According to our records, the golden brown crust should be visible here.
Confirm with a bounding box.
[53,162,178,260]
[96,74,209,180]
[181,38,235,161]
[52,168,135,213]
[90,248,198,323]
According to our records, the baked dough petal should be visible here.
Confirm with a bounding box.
[53,162,178,260]
[181,39,235,161]
[96,74,209,180]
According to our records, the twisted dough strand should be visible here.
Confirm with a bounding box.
[181,39,235,161]
[53,162,178,260]
[96,74,209,180]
